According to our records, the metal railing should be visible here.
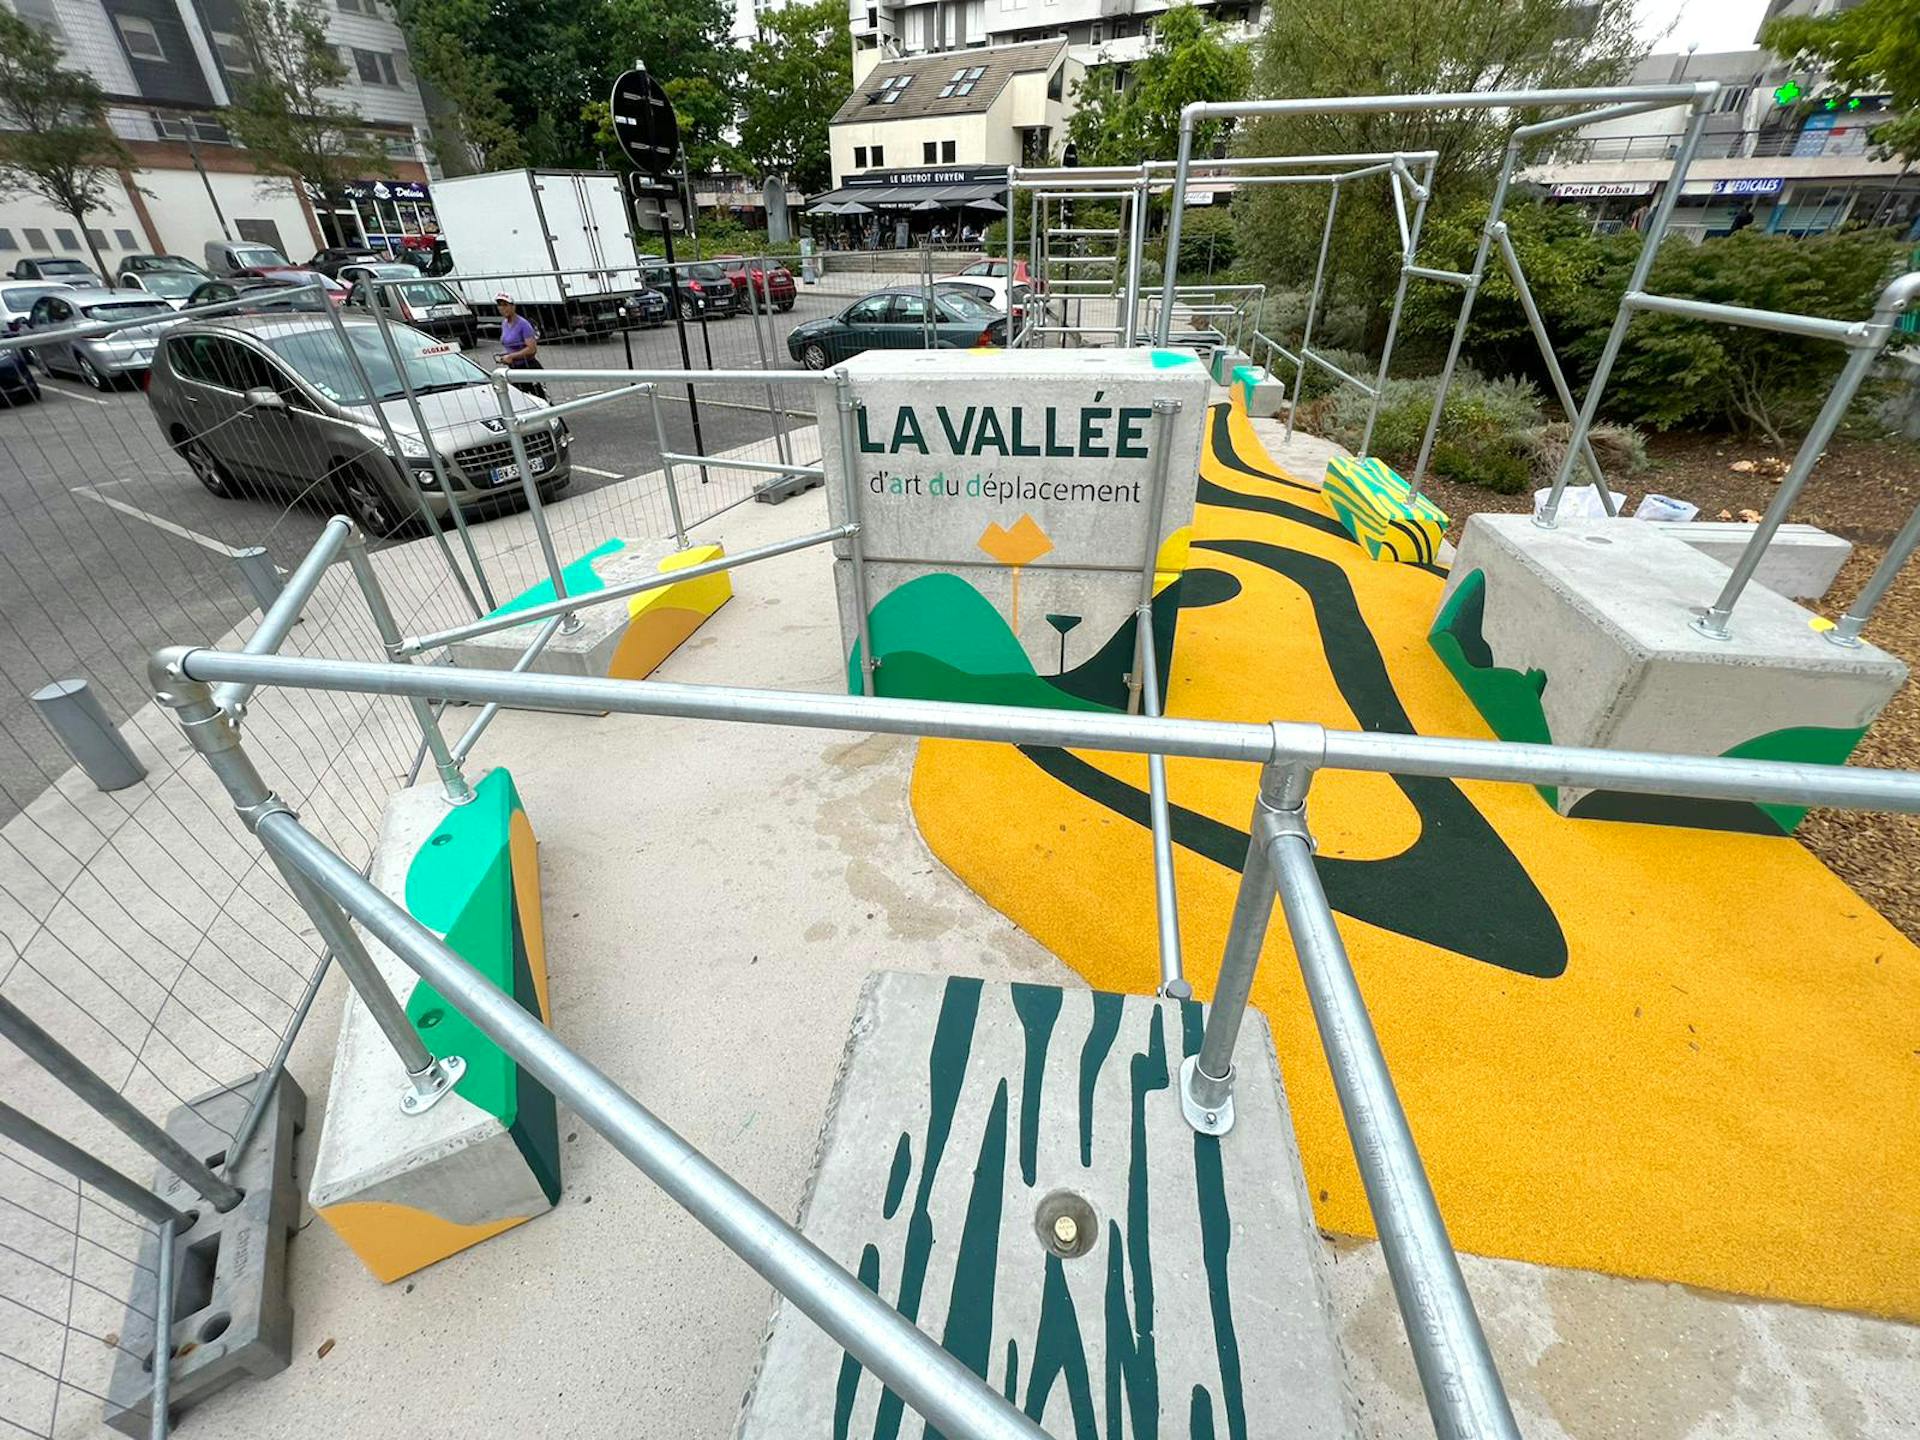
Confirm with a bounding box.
[1554,124,1896,164]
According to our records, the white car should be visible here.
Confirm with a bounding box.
[2,279,74,335]
[934,274,1054,331]
[118,269,204,309]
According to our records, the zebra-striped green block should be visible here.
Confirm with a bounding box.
[1323,454,1448,564]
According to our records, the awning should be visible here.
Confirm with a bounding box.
[810,179,1005,210]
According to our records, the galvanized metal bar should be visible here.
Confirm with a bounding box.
[660,453,825,478]
[833,371,878,695]
[1267,821,1521,1440]
[162,649,1920,815]
[1133,605,1184,996]
[490,371,572,620]
[223,946,330,1169]
[1140,151,1442,172]
[211,514,353,715]
[1512,97,1679,139]
[1362,160,1434,456]
[1185,82,1712,122]
[450,613,567,762]
[255,809,1051,1440]
[1403,265,1473,285]
[1831,495,1920,647]
[0,282,329,355]
[1623,290,1874,345]
[645,383,690,549]
[746,252,794,465]
[510,381,653,425]
[150,1215,176,1440]
[0,996,243,1212]
[1303,347,1376,397]
[1121,182,1147,349]
[0,1100,188,1229]
[1287,181,1341,441]
[399,524,856,654]
[510,367,830,387]
[1155,120,1196,345]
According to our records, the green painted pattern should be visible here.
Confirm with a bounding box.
[937,1080,1010,1413]
[1231,365,1260,413]
[1150,349,1199,368]
[486,537,625,618]
[883,1134,912,1220]
[1010,985,1061,1188]
[1428,569,1558,805]
[403,769,561,1203]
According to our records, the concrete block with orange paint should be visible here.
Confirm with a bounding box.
[450,538,732,695]
[308,767,560,1283]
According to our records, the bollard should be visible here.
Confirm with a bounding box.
[232,547,283,611]
[31,679,147,792]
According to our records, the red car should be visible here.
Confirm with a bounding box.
[951,256,1045,294]
[712,256,797,313]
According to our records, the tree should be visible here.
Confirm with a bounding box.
[1233,0,1642,344]
[1064,4,1251,169]
[225,0,386,223]
[0,10,138,280]
[1764,0,1920,163]
[737,0,852,194]
[390,0,524,171]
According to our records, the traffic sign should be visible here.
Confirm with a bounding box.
[609,68,680,176]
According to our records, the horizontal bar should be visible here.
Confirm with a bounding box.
[450,614,566,762]
[512,382,655,425]
[1404,266,1474,285]
[1142,151,1440,170]
[1047,228,1120,238]
[661,453,825,479]
[399,524,858,654]
[0,1099,187,1229]
[1031,190,1134,201]
[1172,285,1268,295]
[1513,97,1678,140]
[1028,325,1128,334]
[255,811,1049,1440]
[1302,348,1377,396]
[0,282,330,354]
[214,516,354,714]
[1046,256,1122,265]
[1185,82,1714,124]
[1622,291,1873,345]
[161,650,1920,814]
[511,367,829,388]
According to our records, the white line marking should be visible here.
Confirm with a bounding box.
[71,483,248,557]
[36,382,114,407]
[571,464,621,478]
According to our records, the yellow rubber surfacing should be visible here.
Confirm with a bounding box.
[913,399,1920,1320]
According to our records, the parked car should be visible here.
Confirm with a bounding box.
[619,287,669,327]
[184,277,332,314]
[254,269,348,305]
[118,268,205,309]
[935,275,1053,331]
[23,289,175,389]
[0,345,39,406]
[204,240,293,276]
[147,313,572,537]
[117,254,208,280]
[711,256,797,312]
[11,256,101,286]
[344,269,479,348]
[640,261,734,321]
[951,256,1045,293]
[307,247,387,278]
[785,286,1005,369]
[1,281,73,335]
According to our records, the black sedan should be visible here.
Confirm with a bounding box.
[786,287,1006,370]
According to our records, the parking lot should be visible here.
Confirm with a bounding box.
[0,276,878,822]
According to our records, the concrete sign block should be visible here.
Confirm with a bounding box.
[735,972,1355,1439]
[1230,362,1289,418]
[819,349,1209,710]
[1433,514,1907,832]
[1650,520,1853,602]
[308,768,560,1282]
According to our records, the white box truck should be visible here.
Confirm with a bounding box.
[431,168,646,335]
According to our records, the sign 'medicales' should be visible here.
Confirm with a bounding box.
[820,349,1208,710]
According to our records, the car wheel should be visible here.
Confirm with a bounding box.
[459,324,478,350]
[334,461,410,539]
[21,348,41,374]
[801,342,830,370]
[181,437,235,498]
[77,354,108,390]
[777,300,795,312]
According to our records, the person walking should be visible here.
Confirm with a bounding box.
[494,291,547,399]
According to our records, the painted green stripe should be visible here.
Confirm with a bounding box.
[884,1133,913,1221]
[930,1080,1010,1439]
[1105,1006,1169,1437]
[1010,984,1061,1187]
[486,537,625,617]
[1181,999,1246,1440]
[1078,993,1122,1168]
[1190,1385,1217,1440]
[834,1243,884,1440]
[1003,1339,1019,1404]
[1023,1253,1097,1436]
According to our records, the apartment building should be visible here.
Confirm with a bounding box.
[1,0,437,273]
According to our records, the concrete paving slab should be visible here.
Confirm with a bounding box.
[737,971,1353,1439]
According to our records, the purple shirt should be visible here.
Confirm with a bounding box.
[500,314,537,361]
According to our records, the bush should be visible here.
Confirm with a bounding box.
[1323,370,1543,493]
[1148,207,1238,281]
[1290,347,1377,404]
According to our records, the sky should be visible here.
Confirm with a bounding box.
[1636,0,1773,53]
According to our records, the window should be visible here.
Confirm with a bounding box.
[212,30,254,73]
[0,230,14,252]
[115,15,165,61]
[871,145,884,166]
[1112,65,1129,92]
[924,141,937,164]
[941,139,956,163]
[894,293,929,323]
[866,6,877,27]
[115,229,137,248]
[352,48,399,86]
[152,112,232,145]
[937,65,986,99]
[869,73,912,105]
[847,296,893,324]
[86,228,106,250]
[1047,65,1063,100]
[24,228,47,250]
[854,145,868,167]
[1089,20,1103,42]
[55,229,79,250]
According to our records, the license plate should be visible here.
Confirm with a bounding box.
[488,455,549,485]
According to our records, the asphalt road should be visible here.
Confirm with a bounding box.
[0,280,865,823]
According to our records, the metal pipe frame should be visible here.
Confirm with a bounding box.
[157,648,1920,816]
[211,515,354,716]
[1287,180,1340,442]
[489,371,575,631]
[1303,347,1377,397]
[399,524,857,655]
[1622,290,1875,345]
[451,613,567,762]
[1133,610,1185,997]
[0,282,330,356]
[1829,493,1920,647]
[1490,222,1612,497]
[151,1216,176,1440]
[252,806,1050,1440]
[512,381,655,425]
[833,371,879,695]
[1360,154,1438,455]
[0,995,245,1212]
[661,453,825,479]
[0,1099,190,1229]
[508,367,832,388]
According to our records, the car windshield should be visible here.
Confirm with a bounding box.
[82,300,172,322]
[264,323,487,405]
[141,273,201,298]
[365,264,417,279]
[39,260,94,277]
[393,280,458,306]
[687,263,727,281]
[232,245,291,268]
[3,285,67,310]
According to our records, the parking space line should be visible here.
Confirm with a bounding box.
[71,483,248,558]
[572,464,621,478]
[36,383,114,407]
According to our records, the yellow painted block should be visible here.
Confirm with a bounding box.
[317,1200,535,1284]
[1323,455,1448,564]
[607,543,733,679]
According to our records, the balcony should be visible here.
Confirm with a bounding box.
[1555,124,1897,164]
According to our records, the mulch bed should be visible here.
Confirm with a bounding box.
[1415,428,1920,945]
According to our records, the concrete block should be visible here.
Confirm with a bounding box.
[818,348,1209,711]
[1324,454,1449,565]
[308,766,560,1282]
[735,972,1354,1440]
[449,537,731,687]
[1230,362,1289,418]
[1433,513,1907,832]
[106,1072,306,1435]
[1207,344,1250,386]
[1650,520,1853,601]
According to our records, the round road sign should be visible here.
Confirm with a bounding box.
[609,68,680,176]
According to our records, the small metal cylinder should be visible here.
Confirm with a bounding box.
[232,546,283,611]
[31,678,147,792]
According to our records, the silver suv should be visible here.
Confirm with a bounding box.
[146,312,572,537]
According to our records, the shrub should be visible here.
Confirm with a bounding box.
[1517,421,1648,486]
[1289,347,1377,404]
[1323,369,1546,493]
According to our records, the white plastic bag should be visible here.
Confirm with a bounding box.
[1631,493,1700,523]
[1533,484,1627,521]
